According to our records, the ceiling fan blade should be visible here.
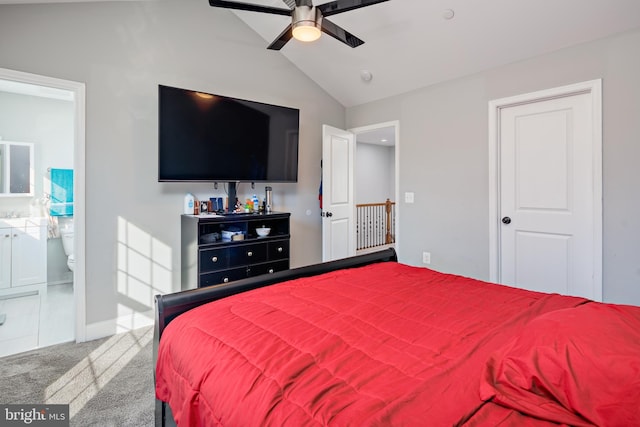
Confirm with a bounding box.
[321,18,364,48]
[267,24,294,50]
[318,0,388,17]
[209,0,292,16]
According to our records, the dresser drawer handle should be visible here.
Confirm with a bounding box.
[211,256,218,262]
[277,247,283,253]
[268,268,274,274]
[223,277,229,283]
[247,251,253,257]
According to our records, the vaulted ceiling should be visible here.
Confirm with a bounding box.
[228,0,640,106]
[4,0,640,107]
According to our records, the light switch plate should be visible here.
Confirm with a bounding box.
[405,192,415,203]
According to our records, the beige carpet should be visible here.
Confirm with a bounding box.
[0,326,154,426]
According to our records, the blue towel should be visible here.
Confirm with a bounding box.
[50,168,74,216]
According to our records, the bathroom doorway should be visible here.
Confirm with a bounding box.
[0,67,85,357]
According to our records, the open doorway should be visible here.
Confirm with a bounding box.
[320,121,399,262]
[0,68,86,356]
[352,121,399,256]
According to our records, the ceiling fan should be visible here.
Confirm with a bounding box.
[209,0,389,50]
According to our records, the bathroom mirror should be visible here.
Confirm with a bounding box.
[0,141,34,196]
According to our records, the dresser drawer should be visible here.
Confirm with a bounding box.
[248,260,289,277]
[199,267,247,287]
[229,243,267,267]
[199,248,230,272]
[268,240,289,260]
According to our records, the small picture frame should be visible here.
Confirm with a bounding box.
[199,200,208,214]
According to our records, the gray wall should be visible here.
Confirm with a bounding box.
[2,0,638,336]
[355,143,394,204]
[347,28,640,305]
[0,0,344,333]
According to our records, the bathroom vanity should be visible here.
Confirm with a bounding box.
[0,217,47,296]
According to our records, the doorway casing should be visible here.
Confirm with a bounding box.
[488,79,602,301]
[320,120,400,261]
[0,67,87,341]
[350,121,400,258]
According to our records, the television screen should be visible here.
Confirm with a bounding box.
[158,85,299,183]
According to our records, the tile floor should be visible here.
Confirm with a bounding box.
[0,283,74,358]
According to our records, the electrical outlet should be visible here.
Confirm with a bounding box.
[422,251,431,265]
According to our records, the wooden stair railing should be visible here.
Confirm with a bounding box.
[356,199,396,251]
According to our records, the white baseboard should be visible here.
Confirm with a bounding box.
[84,309,154,342]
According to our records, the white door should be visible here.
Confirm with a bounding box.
[492,81,602,300]
[322,125,356,262]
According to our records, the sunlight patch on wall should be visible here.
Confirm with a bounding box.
[116,216,172,313]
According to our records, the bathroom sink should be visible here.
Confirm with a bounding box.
[0,217,47,228]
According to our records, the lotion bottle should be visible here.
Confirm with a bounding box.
[184,193,195,214]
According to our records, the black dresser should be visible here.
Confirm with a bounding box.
[181,212,290,290]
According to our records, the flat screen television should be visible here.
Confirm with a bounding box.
[158,85,299,185]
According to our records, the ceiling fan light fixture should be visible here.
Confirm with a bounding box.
[292,22,321,42]
[209,0,383,50]
[292,5,322,42]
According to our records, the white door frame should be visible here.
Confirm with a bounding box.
[0,67,87,341]
[350,120,401,258]
[488,79,602,300]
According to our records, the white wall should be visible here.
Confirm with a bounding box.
[346,28,640,306]
[355,142,394,204]
[0,92,74,284]
[0,92,74,214]
[0,0,345,336]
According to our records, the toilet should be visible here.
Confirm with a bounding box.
[60,218,75,272]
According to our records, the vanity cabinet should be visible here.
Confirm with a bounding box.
[181,212,290,290]
[0,218,47,292]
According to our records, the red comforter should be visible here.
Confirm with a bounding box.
[156,262,640,426]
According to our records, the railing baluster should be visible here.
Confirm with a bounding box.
[355,199,396,251]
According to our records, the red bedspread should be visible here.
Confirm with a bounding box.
[155,262,640,426]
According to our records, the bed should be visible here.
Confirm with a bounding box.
[154,248,640,426]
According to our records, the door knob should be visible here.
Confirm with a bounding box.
[502,216,511,224]
[326,212,333,217]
